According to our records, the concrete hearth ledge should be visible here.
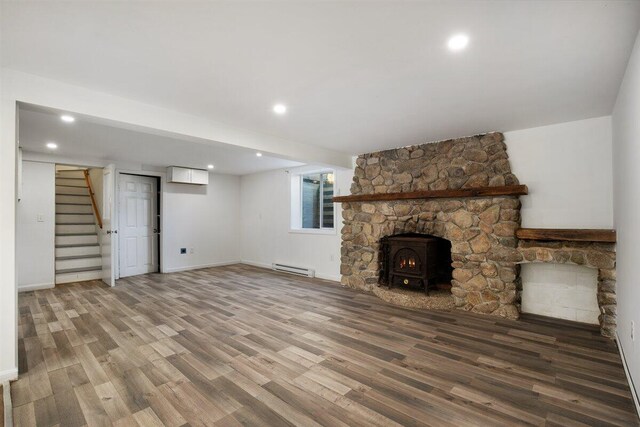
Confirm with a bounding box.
[372,286,455,311]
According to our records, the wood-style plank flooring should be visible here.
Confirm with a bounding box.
[13,264,639,426]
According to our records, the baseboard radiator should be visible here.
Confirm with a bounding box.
[272,263,315,278]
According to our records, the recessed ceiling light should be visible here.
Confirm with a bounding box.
[273,104,287,115]
[207,164,214,169]
[60,115,75,123]
[447,34,469,51]
[256,152,263,157]
[46,142,58,149]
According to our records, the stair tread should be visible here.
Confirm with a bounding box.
[56,254,101,260]
[55,177,85,180]
[56,232,98,236]
[56,203,92,206]
[56,266,102,274]
[56,213,94,215]
[56,243,100,248]
[56,223,95,225]
[56,193,89,196]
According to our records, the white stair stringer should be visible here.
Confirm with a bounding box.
[55,169,103,285]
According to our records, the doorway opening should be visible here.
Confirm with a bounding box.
[117,173,161,278]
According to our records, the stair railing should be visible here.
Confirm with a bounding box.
[83,170,103,229]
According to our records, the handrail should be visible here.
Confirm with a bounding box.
[83,170,103,229]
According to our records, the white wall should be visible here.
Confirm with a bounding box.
[505,116,613,228]
[240,167,353,281]
[16,161,56,290]
[163,173,241,272]
[612,29,640,402]
[0,66,19,382]
[88,167,104,219]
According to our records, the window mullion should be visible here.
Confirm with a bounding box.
[300,175,304,228]
[319,174,324,228]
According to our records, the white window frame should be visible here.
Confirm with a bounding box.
[289,168,337,235]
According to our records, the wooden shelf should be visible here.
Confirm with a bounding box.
[332,185,528,203]
[515,228,617,243]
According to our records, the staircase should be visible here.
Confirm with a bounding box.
[55,169,102,284]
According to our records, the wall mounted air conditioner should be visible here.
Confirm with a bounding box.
[167,166,209,185]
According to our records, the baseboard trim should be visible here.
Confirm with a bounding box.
[0,367,18,383]
[18,282,55,293]
[239,260,340,283]
[315,273,341,282]
[240,260,272,270]
[163,261,241,274]
[3,380,12,427]
[616,332,640,418]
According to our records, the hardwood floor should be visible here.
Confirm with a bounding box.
[12,264,639,426]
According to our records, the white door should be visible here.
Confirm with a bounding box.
[101,164,116,287]
[118,174,158,278]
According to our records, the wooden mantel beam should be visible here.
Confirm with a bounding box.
[516,228,617,243]
[332,185,528,203]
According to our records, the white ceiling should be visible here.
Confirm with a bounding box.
[18,104,303,175]
[3,1,640,155]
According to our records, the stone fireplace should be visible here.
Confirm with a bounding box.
[336,132,617,337]
[339,132,523,318]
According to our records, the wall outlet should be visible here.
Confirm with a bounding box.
[330,254,334,261]
[632,321,635,341]
[190,248,194,254]
[180,248,187,254]
[37,214,44,222]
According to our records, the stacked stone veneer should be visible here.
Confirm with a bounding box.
[350,133,519,195]
[517,240,616,337]
[341,133,524,319]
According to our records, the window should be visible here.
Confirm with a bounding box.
[290,170,335,232]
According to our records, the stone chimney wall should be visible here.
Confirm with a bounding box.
[350,132,519,196]
[341,132,523,318]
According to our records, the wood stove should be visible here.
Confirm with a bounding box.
[379,233,452,294]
